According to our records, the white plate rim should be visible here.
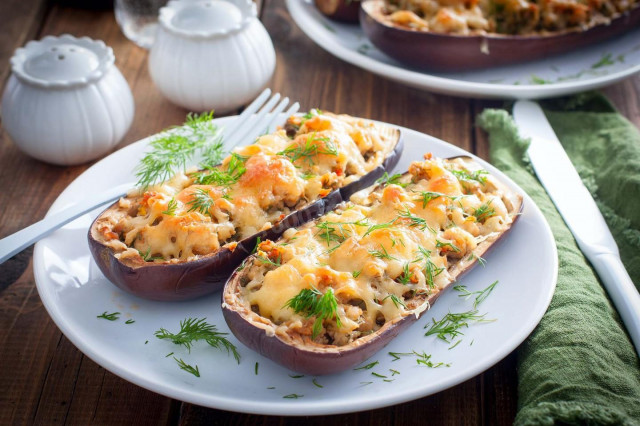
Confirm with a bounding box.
[285,0,640,99]
[32,116,558,415]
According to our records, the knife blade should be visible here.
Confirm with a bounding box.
[513,100,640,356]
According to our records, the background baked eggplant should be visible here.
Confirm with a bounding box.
[315,0,361,22]
[360,0,640,71]
[222,155,523,375]
[89,113,403,301]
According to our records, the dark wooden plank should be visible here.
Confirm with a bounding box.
[0,0,50,86]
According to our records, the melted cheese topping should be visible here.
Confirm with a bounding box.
[377,0,638,35]
[93,112,397,263]
[240,156,518,346]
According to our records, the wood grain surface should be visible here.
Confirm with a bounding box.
[0,0,638,425]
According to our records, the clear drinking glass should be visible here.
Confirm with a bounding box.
[114,0,169,49]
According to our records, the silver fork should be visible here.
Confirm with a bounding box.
[0,89,300,264]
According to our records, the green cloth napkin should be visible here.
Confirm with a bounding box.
[477,92,640,426]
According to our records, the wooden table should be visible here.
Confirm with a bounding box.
[1,1,638,424]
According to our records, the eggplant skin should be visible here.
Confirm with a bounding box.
[314,0,360,22]
[221,157,523,375]
[360,0,640,71]
[87,132,403,302]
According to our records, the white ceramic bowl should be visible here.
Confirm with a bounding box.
[148,0,276,113]
[1,34,135,166]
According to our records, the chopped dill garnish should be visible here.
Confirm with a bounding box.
[449,168,489,184]
[186,188,215,216]
[453,280,499,308]
[154,317,240,363]
[125,319,135,324]
[135,111,223,189]
[435,240,460,253]
[173,357,200,377]
[390,369,400,376]
[162,198,177,216]
[256,253,282,267]
[413,351,451,368]
[361,220,395,238]
[369,245,397,261]
[376,172,408,188]
[300,171,315,180]
[448,340,462,350]
[412,190,447,208]
[283,287,341,339]
[415,246,443,290]
[312,378,323,388]
[472,201,496,222]
[97,311,120,321]
[138,248,163,262]
[267,386,276,390]
[283,394,304,399]
[354,361,379,370]
[371,372,387,378]
[382,294,406,309]
[424,310,492,343]
[352,270,362,278]
[278,133,337,165]
[289,374,304,379]
[395,263,413,285]
[165,352,174,358]
[360,381,373,386]
[467,253,487,267]
[255,362,259,375]
[389,351,413,361]
[398,208,429,231]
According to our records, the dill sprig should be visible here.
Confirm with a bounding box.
[424,310,491,343]
[395,263,413,285]
[154,317,240,363]
[376,172,408,188]
[173,357,200,377]
[256,253,282,267]
[436,240,460,253]
[369,244,397,261]
[278,133,337,165]
[186,188,215,215]
[450,168,489,184]
[162,198,177,216]
[354,360,379,370]
[135,111,223,189]
[414,246,443,290]
[382,294,406,309]
[398,208,429,231]
[97,311,120,321]
[388,351,450,367]
[283,287,342,339]
[472,201,496,222]
[283,394,304,399]
[193,152,248,187]
[137,248,163,262]
[453,280,499,308]
[361,220,395,238]
[412,190,448,208]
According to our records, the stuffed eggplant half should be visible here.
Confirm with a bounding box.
[89,112,403,301]
[222,155,523,375]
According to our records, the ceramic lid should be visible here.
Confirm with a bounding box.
[10,34,115,88]
[159,0,257,39]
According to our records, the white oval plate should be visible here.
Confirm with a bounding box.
[286,0,640,99]
[33,116,557,415]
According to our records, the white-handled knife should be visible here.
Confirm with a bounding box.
[513,100,640,356]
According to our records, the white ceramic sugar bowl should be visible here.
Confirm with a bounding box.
[149,0,276,113]
[1,35,134,166]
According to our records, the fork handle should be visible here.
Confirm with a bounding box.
[588,251,640,356]
[0,183,132,264]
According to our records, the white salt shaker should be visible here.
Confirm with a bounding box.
[149,0,276,113]
[1,35,134,166]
